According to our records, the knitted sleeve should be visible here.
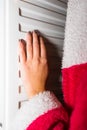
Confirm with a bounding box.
[62,0,87,130]
[12,91,68,130]
[62,0,87,110]
[26,106,68,130]
[70,71,87,130]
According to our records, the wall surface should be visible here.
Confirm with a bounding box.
[0,0,5,129]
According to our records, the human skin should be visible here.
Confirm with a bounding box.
[18,31,48,99]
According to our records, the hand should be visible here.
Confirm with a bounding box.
[18,31,48,99]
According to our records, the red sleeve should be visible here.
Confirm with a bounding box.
[26,106,68,130]
[69,71,87,130]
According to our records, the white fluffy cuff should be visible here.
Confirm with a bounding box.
[11,91,61,130]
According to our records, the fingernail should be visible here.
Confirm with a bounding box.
[28,31,31,34]
[19,39,22,42]
[34,30,40,36]
[19,39,21,42]
[34,30,38,33]
[33,30,35,33]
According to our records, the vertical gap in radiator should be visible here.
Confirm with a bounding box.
[0,123,2,128]
[19,8,21,16]
[18,101,21,109]
[19,24,21,32]
[18,86,21,93]
[18,70,21,78]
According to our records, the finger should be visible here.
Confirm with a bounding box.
[18,39,26,64]
[33,31,40,59]
[40,37,47,58]
[26,32,33,60]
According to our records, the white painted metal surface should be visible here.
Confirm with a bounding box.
[17,0,67,106]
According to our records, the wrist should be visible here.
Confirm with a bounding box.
[26,88,46,99]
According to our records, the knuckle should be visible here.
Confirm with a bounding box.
[34,58,40,64]
[41,58,48,65]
